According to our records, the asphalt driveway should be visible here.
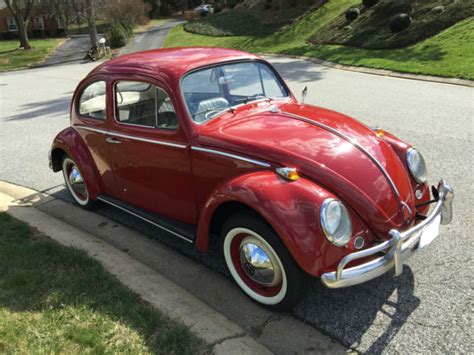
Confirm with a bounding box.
[119,20,185,55]
[0,57,472,354]
[36,34,105,67]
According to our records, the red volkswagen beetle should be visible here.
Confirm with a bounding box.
[49,48,454,310]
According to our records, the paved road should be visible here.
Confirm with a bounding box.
[0,57,473,354]
[119,20,185,55]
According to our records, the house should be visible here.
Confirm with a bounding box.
[0,0,61,39]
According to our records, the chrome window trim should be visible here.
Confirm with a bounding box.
[281,111,401,198]
[191,146,271,167]
[96,196,194,244]
[73,125,187,149]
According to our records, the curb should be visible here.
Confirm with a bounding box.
[0,182,272,354]
[262,53,474,88]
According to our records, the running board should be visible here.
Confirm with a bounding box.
[97,195,196,243]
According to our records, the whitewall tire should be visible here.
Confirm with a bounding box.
[221,213,306,310]
[62,156,95,209]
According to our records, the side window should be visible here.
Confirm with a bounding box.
[79,81,107,120]
[115,81,178,130]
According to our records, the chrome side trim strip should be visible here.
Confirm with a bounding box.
[96,196,194,244]
[74,125,187,149]
[280,111,400,198]
[74,125,106,135]
[191,146,271,167]
[107,131,187,149]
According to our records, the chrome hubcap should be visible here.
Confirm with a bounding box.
[239,238,282,287]
[68,165,87,197]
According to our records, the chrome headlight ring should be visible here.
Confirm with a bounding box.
[320,198,353,247]
[406,147,427,184]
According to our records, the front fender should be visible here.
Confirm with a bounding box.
[51,127,101,199]
[196,171,371,276]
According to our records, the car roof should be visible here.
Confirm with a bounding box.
[89,47,261,82]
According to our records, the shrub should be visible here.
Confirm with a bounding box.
[119,21,133,36]
[389,13,412,33]
[362,0,379,8]
[228,0,240,9]
[345,7,360,21]
[184,9,279,36]
[432,5,445,14]
[107,23,131,48]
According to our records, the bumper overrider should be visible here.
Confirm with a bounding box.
[321,179,454,288]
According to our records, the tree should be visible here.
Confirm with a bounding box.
[5,0,37,50]
[145,0,161,18]
[104,0,152,26]
[40,0,73,36]
[85,0,98,51]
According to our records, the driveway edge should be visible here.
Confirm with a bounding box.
[0,182,272,354]
[262,53,474,88]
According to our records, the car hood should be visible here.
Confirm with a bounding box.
[197,102,415,237]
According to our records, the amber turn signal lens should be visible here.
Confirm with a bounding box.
[276,167,300,181]
[376,128,385,137]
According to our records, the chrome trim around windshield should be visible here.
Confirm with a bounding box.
[191,146,271,167]
[74,125,187,149]
[179,58,292,125]
[280,111,401,199]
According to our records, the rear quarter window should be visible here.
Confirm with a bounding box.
[79,81,107,120]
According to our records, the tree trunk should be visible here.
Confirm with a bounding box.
[85,0,98,50]
[5,0,33,50]
[15,14,31,50]
[71,0,82,33]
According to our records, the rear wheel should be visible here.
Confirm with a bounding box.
[62,155,96,209]
[221,213,306,311]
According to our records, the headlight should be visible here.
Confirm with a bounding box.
[320,198,353,247]
[406,148,427,184]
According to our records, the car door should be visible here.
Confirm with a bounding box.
[106,76,196,224]
[74,77,119,198]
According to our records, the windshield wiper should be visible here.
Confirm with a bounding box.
[242,95,273,104]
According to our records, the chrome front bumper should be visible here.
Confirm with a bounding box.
[321,179,454,289]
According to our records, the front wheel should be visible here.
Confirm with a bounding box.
[221,213,307,311]
[62,155,96,209]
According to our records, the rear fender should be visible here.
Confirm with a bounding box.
[196,171,370,276]
[51,127,101,199]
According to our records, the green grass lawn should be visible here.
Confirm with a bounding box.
[184,10,281,36]
[0,213,208,353]
[0,39,63,72]
[164,0,474,80]
[312,0,474,49]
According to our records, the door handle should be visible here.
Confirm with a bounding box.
[105,136,122,144]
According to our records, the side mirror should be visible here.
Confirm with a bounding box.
[301,86,308,105]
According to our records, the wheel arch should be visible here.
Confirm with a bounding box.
[195,171,355,277]
[209,200,261,235]
[51,127,102,199]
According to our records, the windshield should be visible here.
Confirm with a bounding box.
[181,61,289,124]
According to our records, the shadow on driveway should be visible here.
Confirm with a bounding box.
[2,93,73,121]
